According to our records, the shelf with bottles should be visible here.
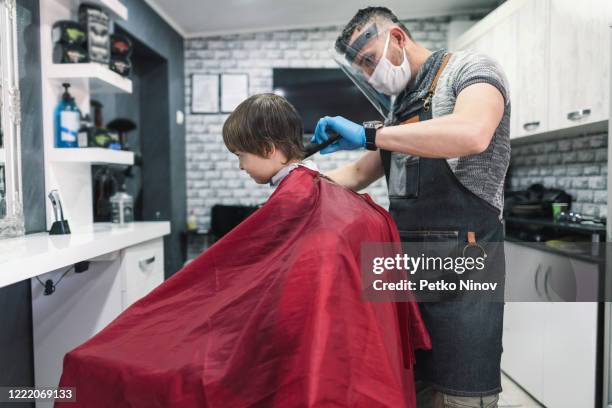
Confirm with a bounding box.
[50,83,135,165]
[44,0,132,94]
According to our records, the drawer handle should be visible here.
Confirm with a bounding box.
[534,264,543,298]
[543,266,552,301]
[567,109,591,121]
[522,121,540,131]
[139,256,156,270]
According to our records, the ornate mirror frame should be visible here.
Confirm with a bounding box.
[0,0,24,238]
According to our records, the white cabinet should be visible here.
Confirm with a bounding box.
[502,242,547,399]
[120,237,164,308]
[454,0,611,139]
[484,10,520,139]
[454,3,520,139]
[502,242,599,408]
[502,302,546,399]
[548,0,612,130]
[542,302,598,408]
[515,0,550,138]
[31,237,165,407]
[504,302,598,408]
[32,258,124,408]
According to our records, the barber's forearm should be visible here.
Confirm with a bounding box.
[326,163,359,190]
[375,114,490,158]
[326,151,384,191]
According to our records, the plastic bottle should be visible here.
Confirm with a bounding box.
[110,184,134,226]
[187,210,198,231]
[54,83,81,148]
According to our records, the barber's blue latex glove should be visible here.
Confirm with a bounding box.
[311,116,365,154]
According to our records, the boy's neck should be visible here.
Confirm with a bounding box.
[269,159,316,187]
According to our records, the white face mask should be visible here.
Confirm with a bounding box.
[367,32,411,96]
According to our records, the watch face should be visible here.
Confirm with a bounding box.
[363,120,383,129]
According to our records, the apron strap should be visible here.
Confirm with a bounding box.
[422,52,452,114]
[394,52,452,125]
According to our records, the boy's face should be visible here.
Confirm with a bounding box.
[235,151,284,184]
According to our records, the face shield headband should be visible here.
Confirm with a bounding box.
[344,23,379,65]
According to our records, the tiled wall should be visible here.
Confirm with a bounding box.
[184,17,458,229]
[506,132,608,217]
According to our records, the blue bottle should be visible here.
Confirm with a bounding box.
[54,83,81,148]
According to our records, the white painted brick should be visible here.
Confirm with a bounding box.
[272,31,290,40]
[208,41,225,49]
[289,31,307,41]
[262,41,279,49]
[284,50,301,59]
[266,50,283,59]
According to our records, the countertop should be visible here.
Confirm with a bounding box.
[504,216,606,262]
[505,216,606,235]
[0,221,171,288]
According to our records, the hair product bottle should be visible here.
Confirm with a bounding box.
[54,83,81,148]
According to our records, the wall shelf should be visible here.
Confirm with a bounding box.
[52,0,128,21]
[87,0,128,20]
[48,147,134,165]
[41,0,131,229]
[47,63,132,94]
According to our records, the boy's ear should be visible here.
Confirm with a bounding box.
[266,144,276,158]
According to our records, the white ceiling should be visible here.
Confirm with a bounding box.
[144,0,500,38]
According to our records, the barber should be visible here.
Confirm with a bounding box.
[312,6,510,408]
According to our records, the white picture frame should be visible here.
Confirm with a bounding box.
[191,74,219,114]
[221,73,249,113]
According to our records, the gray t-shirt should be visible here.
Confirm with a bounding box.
[433,50,511,214]
[387,49,511,214]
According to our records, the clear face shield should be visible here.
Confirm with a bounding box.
[332,24,397,119]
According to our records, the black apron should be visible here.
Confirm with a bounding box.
[381,53,505,397]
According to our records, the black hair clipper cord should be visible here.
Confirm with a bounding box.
[109,34,132,77]
[52,21,87,64]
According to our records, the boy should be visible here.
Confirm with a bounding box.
[222,93,317,186]
[56,93,430,408]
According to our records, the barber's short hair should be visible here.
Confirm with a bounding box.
[336,6,412,54]
[222,93,304,161]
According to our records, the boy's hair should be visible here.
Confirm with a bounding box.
[222,93,305,162]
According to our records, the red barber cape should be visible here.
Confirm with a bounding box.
[56,167,430,408]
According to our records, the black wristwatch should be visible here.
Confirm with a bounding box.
[363,121,383,151]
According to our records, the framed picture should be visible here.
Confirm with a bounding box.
[221,74,249,113]
[191,74,219,113]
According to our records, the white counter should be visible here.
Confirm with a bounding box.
[0,221,171,288]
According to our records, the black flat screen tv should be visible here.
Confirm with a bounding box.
[273,68,384,134]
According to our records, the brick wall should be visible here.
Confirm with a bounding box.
[506,132,608,217]
[184,17,457,230]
